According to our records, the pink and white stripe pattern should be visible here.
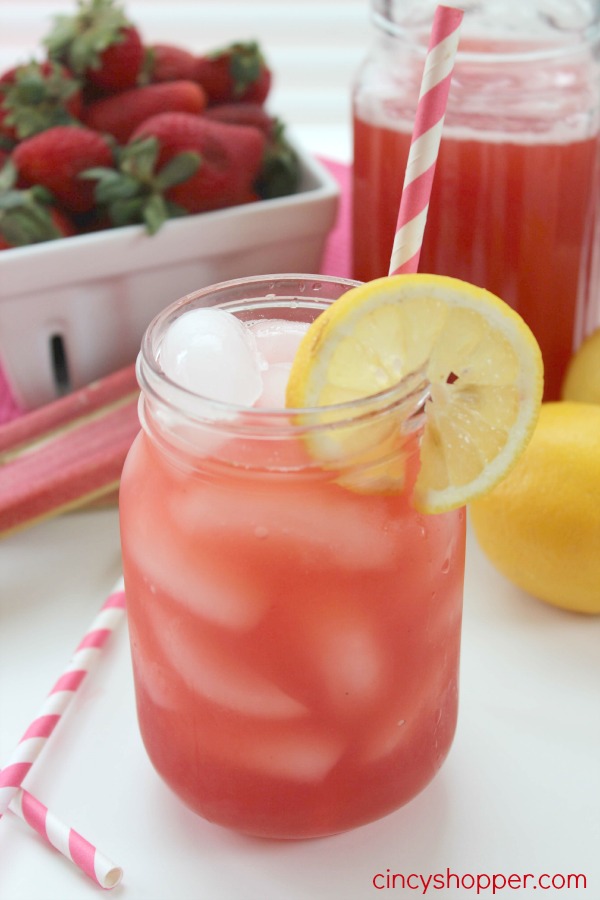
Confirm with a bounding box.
[389,5,464,276]
[0,580,126,818]
[9,788,123,889]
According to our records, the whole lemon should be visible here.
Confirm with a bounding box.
[470,402,600,614]
[562,326,600,404]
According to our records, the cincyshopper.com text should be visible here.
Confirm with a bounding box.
[372,869,588,894]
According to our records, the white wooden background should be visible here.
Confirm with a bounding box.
[0,0,370,157]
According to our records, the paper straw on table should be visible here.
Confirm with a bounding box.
[8,787,123,889]
[389,4,464,276]
[0,577,126,819]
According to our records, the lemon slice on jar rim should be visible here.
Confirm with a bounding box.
[285,274,544,514]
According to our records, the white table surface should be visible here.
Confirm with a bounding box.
[1,507,599,900]
[1,129,600,900]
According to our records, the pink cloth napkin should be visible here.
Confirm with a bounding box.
[318,157,352,280]
[0,361,22,424]
[0,158,351,426]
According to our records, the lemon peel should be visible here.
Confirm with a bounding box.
[285,274,543,513]
[561,326,600,405]
[470,402,600,614]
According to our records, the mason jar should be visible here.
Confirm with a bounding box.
[119,274,466,838]
[352,0,600,399]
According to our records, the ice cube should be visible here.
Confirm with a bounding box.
[133,654,178,710]
[240,729,343,781]
[154,611,307,719]
[359,677,443,764]
[160,308,263,406]
[173,545,272,630]
[303,607,385,715]
[320,623,383,705]
[248,319,310,365]
[176,483,400,571]
[254,362,292,408]
[360,714,410,763]
[127,516,271,631]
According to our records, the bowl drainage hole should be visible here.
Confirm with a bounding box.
[50,334,71,395]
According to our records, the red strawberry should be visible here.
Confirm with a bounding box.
[203,103,277,138]
[86,111,267,234]
[203,104,301,200]
[143,44,198,83]
[12,125,114,214]
[194,42,272,105]
[0,60,82,142]
[44,0,144,93]
[48,205,77,237]
[83,80,207,143]
[130,112,267,213]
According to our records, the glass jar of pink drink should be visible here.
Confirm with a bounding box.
[119,274,465,839]
[353,0,600,400]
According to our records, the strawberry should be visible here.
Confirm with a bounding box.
[82,133,200,234]
[0,162,76,249]
[203,102,277,138]
[86,111,267,234]
[44,0,144,93]
[0,60,82,143]
[12,125,114,214]
[255,121,301,200]
[83,80,207,143]
[194,42,272,105]
[143,43,198,83]
[203,103,300,200]
[131,112,267,212]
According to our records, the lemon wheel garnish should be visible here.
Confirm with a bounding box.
[285,274,544,513]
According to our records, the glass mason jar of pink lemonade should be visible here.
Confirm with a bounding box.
[352,0,600,401]
[119,274,466,839]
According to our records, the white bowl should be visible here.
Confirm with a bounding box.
[0,146,339,410]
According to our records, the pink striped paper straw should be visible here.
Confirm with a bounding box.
[389,5,463,276]
[9,787,123,889]
[0,578,126,818]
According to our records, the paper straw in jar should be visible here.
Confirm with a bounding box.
[8,787,123,890]
[388,4,464,276]
[0,577,126,818]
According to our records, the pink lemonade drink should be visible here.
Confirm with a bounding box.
[119,275,465,839]
[353,118,600,402]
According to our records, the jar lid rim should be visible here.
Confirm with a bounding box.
[136,274,430,433]
[371,7,600,60]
